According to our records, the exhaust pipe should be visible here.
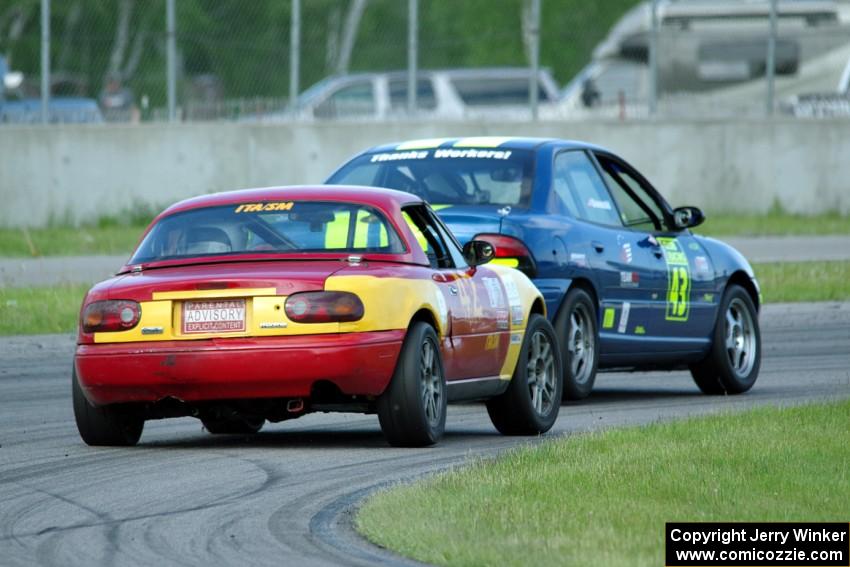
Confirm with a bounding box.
[286,398,305,413]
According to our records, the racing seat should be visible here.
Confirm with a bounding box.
[422,171,468,203]
[384,168,422,196]
[185,227,232,255]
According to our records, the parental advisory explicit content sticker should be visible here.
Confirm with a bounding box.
[666,523,849,566]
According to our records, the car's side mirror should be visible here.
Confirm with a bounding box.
[462,240,495,267]
[672,206,705,230]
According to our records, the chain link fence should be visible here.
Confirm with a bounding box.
[1,0,849,124]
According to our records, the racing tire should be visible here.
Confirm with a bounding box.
[689,284,761,395]
[377,322,447,447]
[72,368,144,446]
[487,314,563,436]
[554,287,599,400]
[202,416,265,435]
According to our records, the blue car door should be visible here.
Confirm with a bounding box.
[592,153,718,354]
[550,150,659,355]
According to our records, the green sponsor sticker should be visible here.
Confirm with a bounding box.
[602,307,615,329]
[657,237,691,322]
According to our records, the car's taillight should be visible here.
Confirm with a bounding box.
[82,300,141,333]
[285,291,364,323]
[473,233,537,277]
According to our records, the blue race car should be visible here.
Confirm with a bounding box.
[326,137,761,399]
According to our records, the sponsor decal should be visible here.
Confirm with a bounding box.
[620,242,633,264]
[602,307,615,329]
[634,325,646,335]
[495,309,510,330]
[141,326,163,335]
[369,151,429,162]
[618,302,631,333]
[454,136,512,148]
[433,148,512,160]
[482,277,504,308]
[434,287,449,330]
[658,237,691,322]
[570,252,588,267]
[703,293,715,302]
[651,292,659,300]
[694,255,710,274]
[620,271,639,288]
[510,332,523,345]
[511,305,524,326]
[688,241,700,251]
[259,322,288,329]
[182,299,246,334]
[485,334,500,350]
[586,198,612,210]
[502,279,521,306]
[235,202,294,213]
[396,138,450,150]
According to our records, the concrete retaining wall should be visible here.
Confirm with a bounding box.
[1,119,847,227]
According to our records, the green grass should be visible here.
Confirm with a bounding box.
[697,211,850,237]
[0,225,148,257]
[357,401,850,567]
[0,205,158,257]
[0,285,89,335]
[754,261,850,303]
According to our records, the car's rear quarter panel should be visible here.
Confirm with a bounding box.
[484,264,546,380]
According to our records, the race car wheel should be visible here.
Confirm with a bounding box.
[554,287,598,400]
[487,314,563,435]
[72,368,143,446]
[377,322,447,447]
[202,416,264,435]
[690,284,761,395]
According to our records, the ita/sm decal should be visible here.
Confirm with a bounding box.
[235,202,294,213]
[657,237,691,322]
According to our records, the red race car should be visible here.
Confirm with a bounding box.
[73,186,562,447]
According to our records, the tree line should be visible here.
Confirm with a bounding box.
[0,0,638,105]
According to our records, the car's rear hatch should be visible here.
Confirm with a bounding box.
[90,260,348,343]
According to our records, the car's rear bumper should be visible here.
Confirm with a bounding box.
[74,330,405,406]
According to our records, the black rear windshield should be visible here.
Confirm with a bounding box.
[327,148,534,207]
[130,201,405,264]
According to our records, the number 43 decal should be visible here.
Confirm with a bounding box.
[657,237,691,322]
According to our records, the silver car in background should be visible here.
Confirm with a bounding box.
[282,67,562,121]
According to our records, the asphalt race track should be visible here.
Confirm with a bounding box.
[1,303,848,567]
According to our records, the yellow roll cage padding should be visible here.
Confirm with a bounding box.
[324,209,390,249]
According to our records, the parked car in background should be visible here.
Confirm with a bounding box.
[276,67,561,121]
[783,50,850,117]
[327,137,762,401]
[0,55,103,124]
[0,97,103,124]
[73,185,562,447]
